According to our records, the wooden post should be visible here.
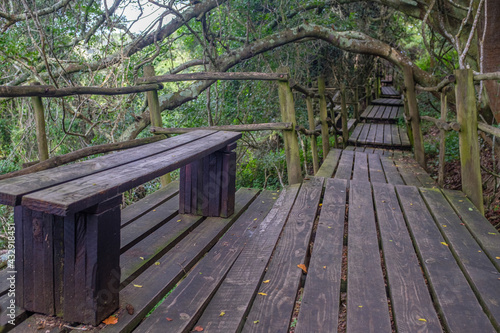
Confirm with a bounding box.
[403,91,414,146]
[340,83,349,148]
[354,85,360,121]
[278,68,302,184]
[318,77,330,157]
[402,65,426,169]
[375,75,381,99]
[144,65,171,186]
[306,96,319,173]
[31,83,49,161]
[454,69,484,214]
[438,88,448,187]
[366,80,372,105]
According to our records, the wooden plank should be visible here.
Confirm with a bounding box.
[344,146,356,151]
[194,186,300,332]
[357,123,371,144]
[442,189,500,271]
[391,124,402,146]
[98,189,259,333]
[352,152,369,182]
[23,131,242,216]
[347,181,392,333]
[347,119,356,131]
[348,124,363,144]
[383,124,392,145]
[399,127,411,147]
[120,195,180,253]
[374,123,385,145]
[295,179,348,333]
[0,293,27,330]
[361,105,373,118]
[334,150,354,180]
[121,181,179,227]
[120,211,204,285]
[421,188,500,330]
[136,191,278,333]
[208,153,222,216]
[315,148,342,178]
[393,153,422,186]
[368,153,387,184]
[0,130,214,206]
[220,151,236,217]
[241,177,324,333]
[366,122,378,144]
[373,184,442,332]
[380,156,405,185]
[374,105,386,119]
[396,185,496,332]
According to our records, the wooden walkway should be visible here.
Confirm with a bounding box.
[360,104,403,121]
[372,97,404,106]
[380,86,400,97]
[348,123,411,148]
[2,148,500,332]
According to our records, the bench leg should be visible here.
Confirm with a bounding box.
[179,148,236,218]
[16,196,121,325]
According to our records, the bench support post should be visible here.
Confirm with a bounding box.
[16,196,121,325]
[179,144,237,217]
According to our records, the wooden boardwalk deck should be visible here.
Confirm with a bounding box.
[3,149,500,333]
[380,86,400,97]
[360,104,403,121]
[348,123,411,148]
[372,97,404,106]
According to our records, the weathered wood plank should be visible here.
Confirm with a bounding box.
[347,181,392,333]
[391,124,402,146]
[374,124,385,145]
[366,122,378,144]
[295,178,347,333]
[368,153,387,183]
[399,127,411,147]
[23,131,242,216]
[380,156,405,185]
[357,123,371,144]
[373,184,442,333]
[0,130,214,206]
[442,189,500,271]
[242,177,324,333]
[120,195,180,253]
[120,181,179,227]
[393,153,421,186]
[315,148,342,178]
[334,150,354,180]
[421,188,500,330]
[352,152,369,182]
[135,191,277,333]
[194,186,300,332]
[361,105,374,118]
[98,189,259,333]
[396,185,496,333]
[383,124,392,145]
[349,124,363,145]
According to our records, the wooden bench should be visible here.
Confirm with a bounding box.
[0,130,240,325]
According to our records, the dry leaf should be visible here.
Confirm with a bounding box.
[297,264,308,273]
[155,262,160,266]
[496,257,500,260]
[166,317,173,322]
[358,305,363,308]
[126,304,134,315]
[103,316,118,325]
[418,318,427,322]
[263,280,270,284]
[177,219,181,222]
[133,284,143,288]
[489,232,496,235]
[254,320,260,324]
[193,326,204,331]
[258,292,267,296]
[219,311,225,317]
[440,242,448,247]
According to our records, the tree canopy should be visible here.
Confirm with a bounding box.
[0,0,498,178]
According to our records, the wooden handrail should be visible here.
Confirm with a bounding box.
[150,122,293,134]
[138,72,289,84]
[0,83,163,97]
[478,122,500,138]
[420,116,460,132]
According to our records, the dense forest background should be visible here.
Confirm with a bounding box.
[0,0,499,233]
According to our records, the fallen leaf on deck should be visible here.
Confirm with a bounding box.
[126,304,134,315]
[155,262,160,265]
[323,266,326,269]
[258,292,267,296]
[254,320,259,324]
[442,225,447,227]
[103,316,118,325]
[263,280,270,283]
[489,232,496,235]
[139,257,144,260]
[358,305,363,308]
[193,326,204,331]
[418,318,427,322]
[440,242,448,247]
[219,311,225,317]
[496,257,500,260]
[133,284,143,288]
[297,264,308,273]
[166,317,173,321]
[319,203,322,207]
[468,208,473,211]
[177,219,181,222]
